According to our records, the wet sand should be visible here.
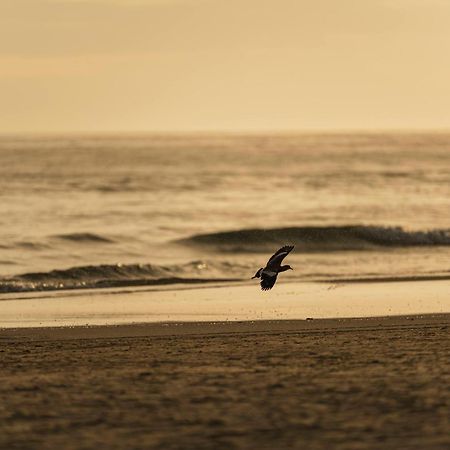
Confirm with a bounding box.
[1,279,449,328]
[1,314,449,450]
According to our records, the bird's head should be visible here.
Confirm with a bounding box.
[286,265,293,270]
[280,265,293,272]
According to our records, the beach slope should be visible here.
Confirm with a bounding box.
[1,314,449,450]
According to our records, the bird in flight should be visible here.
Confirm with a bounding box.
[252,245,294,290]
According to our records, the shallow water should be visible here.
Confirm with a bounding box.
[1,133,449,293]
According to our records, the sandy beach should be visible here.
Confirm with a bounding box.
[1,313,449,450]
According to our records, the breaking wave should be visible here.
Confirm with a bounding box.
[0,261,244,293]
[176,225,450,252]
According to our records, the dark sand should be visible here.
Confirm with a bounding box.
[1,314,449,450]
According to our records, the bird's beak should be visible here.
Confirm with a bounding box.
[251,275,257,279]
[290,267,294,270]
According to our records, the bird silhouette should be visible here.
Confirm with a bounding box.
[252,245,294,290]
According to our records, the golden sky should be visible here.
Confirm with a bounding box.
[1,0,450,133]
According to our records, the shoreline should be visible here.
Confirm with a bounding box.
[0,312,448,341]
[1,272,449,296]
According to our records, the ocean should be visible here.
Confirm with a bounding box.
[1,132,449,293]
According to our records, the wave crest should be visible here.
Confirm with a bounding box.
[176,225,450,252]
[0,261,244,293]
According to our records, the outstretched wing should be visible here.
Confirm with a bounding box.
[260,271,278,291]
[266,245,294,270]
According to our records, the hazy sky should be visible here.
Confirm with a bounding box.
[1,0,450,132]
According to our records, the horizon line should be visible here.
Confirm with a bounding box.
[1,127,450,137]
